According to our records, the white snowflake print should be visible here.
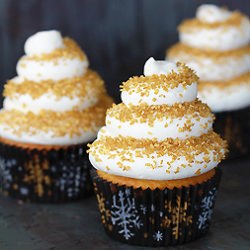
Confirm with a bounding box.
[140,204,147,215]
[0,157,16,189]
[55,162,87,198]
[151,204,155,212]
[153,230,163,242]
[198,188,217,230]
[111,188,142,240]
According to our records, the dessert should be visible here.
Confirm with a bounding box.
[88,58,227,246]
[167,4,250,158]
[0,30,112,202]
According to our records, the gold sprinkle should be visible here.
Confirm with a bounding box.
[120,62,198,97]
[167,43,250,61]
[195,169,201,175]
[107,99,214,126]
[25,38,87,61]
[88,131,228,166]
[199,72,250,90]
[179,11,246,32]
[0,96,113,138]
[4,70,105,100]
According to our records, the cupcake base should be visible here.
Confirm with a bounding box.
[0,138,93,203]
[214,106,250,159]
[92,168,221,247]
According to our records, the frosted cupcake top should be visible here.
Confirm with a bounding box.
[88,58,227,180]
[167,5,250,113]
[179,4,250,51]
[0,30,112,145]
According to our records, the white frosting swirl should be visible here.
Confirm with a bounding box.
[179,5,250,51]
[167,48,250,81]
[103,114,212,140]
[122,82,197,106]
[89,148,222,180]
[3,74,101,113]
[0,122,98,145]
[3,93,98,113]
[17,30,89,81]
[180,19,250,51]
[24,30,64,55]
[17,57,88,81]
[121,57,198,106]
[198,80,250,112]
[89,59,225,180]
[168,4,250,112]
[144,57,179,75]
[196,5,231,23]
[0,30,105,145]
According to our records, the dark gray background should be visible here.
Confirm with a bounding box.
[0,0,250,102]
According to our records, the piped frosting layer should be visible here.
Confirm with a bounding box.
[88,58,227,180]
[0,30,112,145]
[179,5,250,51]
[166,4,250,112]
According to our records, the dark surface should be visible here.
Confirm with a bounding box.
[0,157,250,250]
[0,0,250,102]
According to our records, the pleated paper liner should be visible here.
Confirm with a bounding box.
[0,138,93,203]
[92,168,221,247]
[214,106,250,159]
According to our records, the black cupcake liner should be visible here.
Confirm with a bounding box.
[0,141,93,203]
[214,106,250,159]
[92,168,221,247]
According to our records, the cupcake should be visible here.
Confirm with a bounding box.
[0,30,112,202]
[167,4,250,158]
[88,58,227,246]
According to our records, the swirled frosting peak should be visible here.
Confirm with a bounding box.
[196,5,231,23]
[24,30,64,55]
[177,4,250,51]
[121,57,198,106]
[0,30,112,145]
[167,4,250,112]
[144,57,179,76]
[88,59,227,180]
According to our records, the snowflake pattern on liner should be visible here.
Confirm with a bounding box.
[140,204,147,215]
[111,188,142,240]
[54,160,88,198]
[153,230,163,242]
[198,187,217,230]
[0,156,16,190]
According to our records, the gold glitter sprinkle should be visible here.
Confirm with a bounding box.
[0,96,113,138]
[107,99,214,126]
[4,70,105,100]
[88,131,228,167]
[167,43,250,60]
[121,62,198,96]
[25,38,87,61]
[179,11,246,32]
[195,169,201,175]
[199,72,250,90]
